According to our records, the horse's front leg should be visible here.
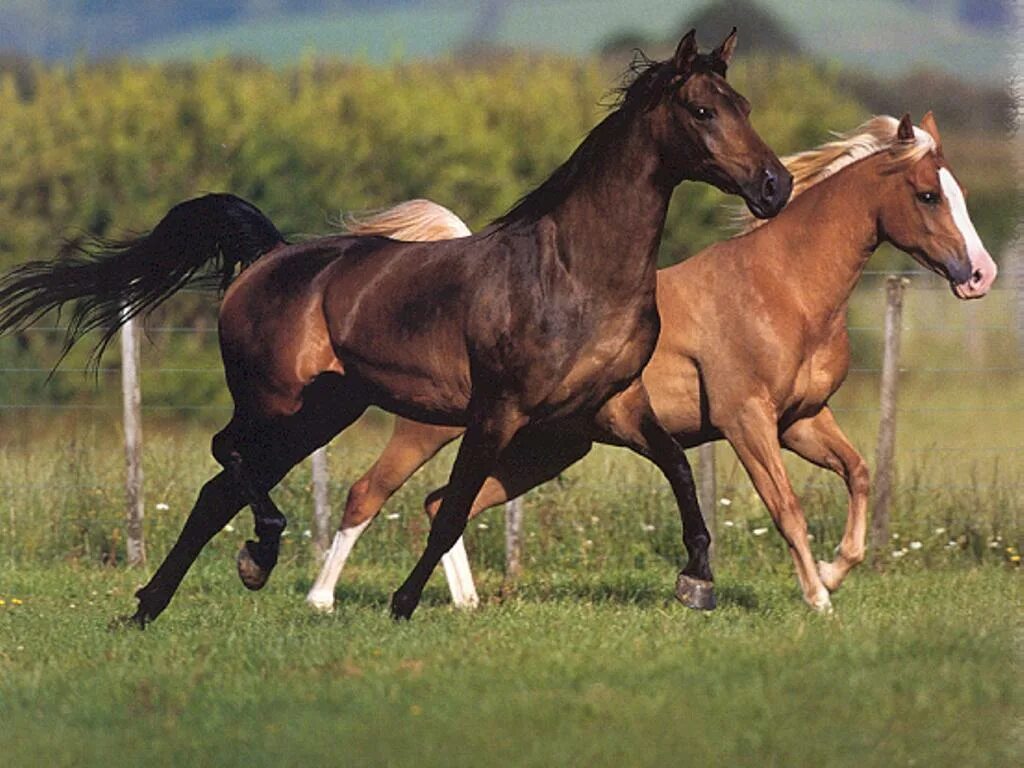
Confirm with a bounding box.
[720,400,833,612]
[390,402,526,620]
[781,407,870,592]
[594,381,715,610]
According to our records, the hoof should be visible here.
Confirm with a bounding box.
[306,590,335,614]
[675,573,717,611]
[809,594,834,614]
[390,591,418,621]
[816,560,842,593]
[236,541,271,591]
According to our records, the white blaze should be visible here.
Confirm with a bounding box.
[939,168,984,260]
[938,167,997,297]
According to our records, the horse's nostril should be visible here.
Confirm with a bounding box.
[972,269,983,283]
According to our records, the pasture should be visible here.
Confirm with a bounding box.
[0,39,1019,766]
[0,273,1020,765]
[0,563,1016,767]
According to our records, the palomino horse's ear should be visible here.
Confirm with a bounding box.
[674,29,699,72]
[896,113,915,143]
[920,111,943,149]
[712,27,738,67]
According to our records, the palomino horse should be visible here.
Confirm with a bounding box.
[306,113,996,614]
[0,30,791,624]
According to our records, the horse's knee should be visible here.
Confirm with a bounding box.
[848,457,870,498]
[211,428,237,468]
[340,476,378,528]
[423,487,445,520]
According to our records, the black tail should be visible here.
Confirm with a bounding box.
[0,193,286,365]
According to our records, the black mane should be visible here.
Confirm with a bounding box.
[492,49,725,228]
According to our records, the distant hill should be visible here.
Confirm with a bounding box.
[0,0,1012,81]
[132,0,1010,81]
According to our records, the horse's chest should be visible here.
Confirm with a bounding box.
[787,336,848,416]
[540,309,659,415]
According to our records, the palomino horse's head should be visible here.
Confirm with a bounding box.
[879,113,997,299]
[633,29,792,218]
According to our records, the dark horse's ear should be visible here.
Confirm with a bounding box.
[712,27,738,68]
[896,113,915,143]
[673,29,699,73]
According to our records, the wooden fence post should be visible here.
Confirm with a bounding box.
[121,314,145,567]
[311,446,331,559]
[1013,246,1023,359]
[697,442,717,559]
[504,498,524,579]
[869,276,909,565]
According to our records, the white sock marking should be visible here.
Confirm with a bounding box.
[441,537,479,608]
[306,520,371,611]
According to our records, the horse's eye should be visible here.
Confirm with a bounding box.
[690,105,714,121]
[917,191,940,205]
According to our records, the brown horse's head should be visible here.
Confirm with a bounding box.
[638,29,792,218]
[879,113,997,299]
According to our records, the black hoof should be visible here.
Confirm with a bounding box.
[237,541,272,591]
[390,591,418,621]
[675,573,717,611]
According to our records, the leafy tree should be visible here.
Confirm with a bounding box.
[679,0,803,56]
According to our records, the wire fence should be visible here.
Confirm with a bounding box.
[0,262,1022,570]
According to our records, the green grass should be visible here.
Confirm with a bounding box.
[0,562,1017,768]
[0,264,1019,765]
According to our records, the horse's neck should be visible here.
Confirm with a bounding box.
[759,162,883,327]
[547,119,670,294]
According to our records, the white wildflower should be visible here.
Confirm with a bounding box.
[752,527,768,536]
[155,502,169,511]
[386,513,400,520]
[909,541,922,550]
[891,550,905,559]
[719,498,732,507]
[224,524,235,533]
[641,523,656,532]
[723,520,735,528]
[933,527,946,535]
[477,523,489,530]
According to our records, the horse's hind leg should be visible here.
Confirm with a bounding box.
[128,470,247,627]
[127,390,366,627]
[306,418,463,612]
[595,381,715,610]
[781,407,869,592]
[221,392,369,593]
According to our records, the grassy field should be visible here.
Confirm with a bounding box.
[0,250,1020,765]
[0,561,1017,768]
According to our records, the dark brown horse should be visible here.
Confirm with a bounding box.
[306,113,996,613]
[0,30,791,624]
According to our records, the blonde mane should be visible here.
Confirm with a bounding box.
[737,115,936,232]
[340,199,471,241]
